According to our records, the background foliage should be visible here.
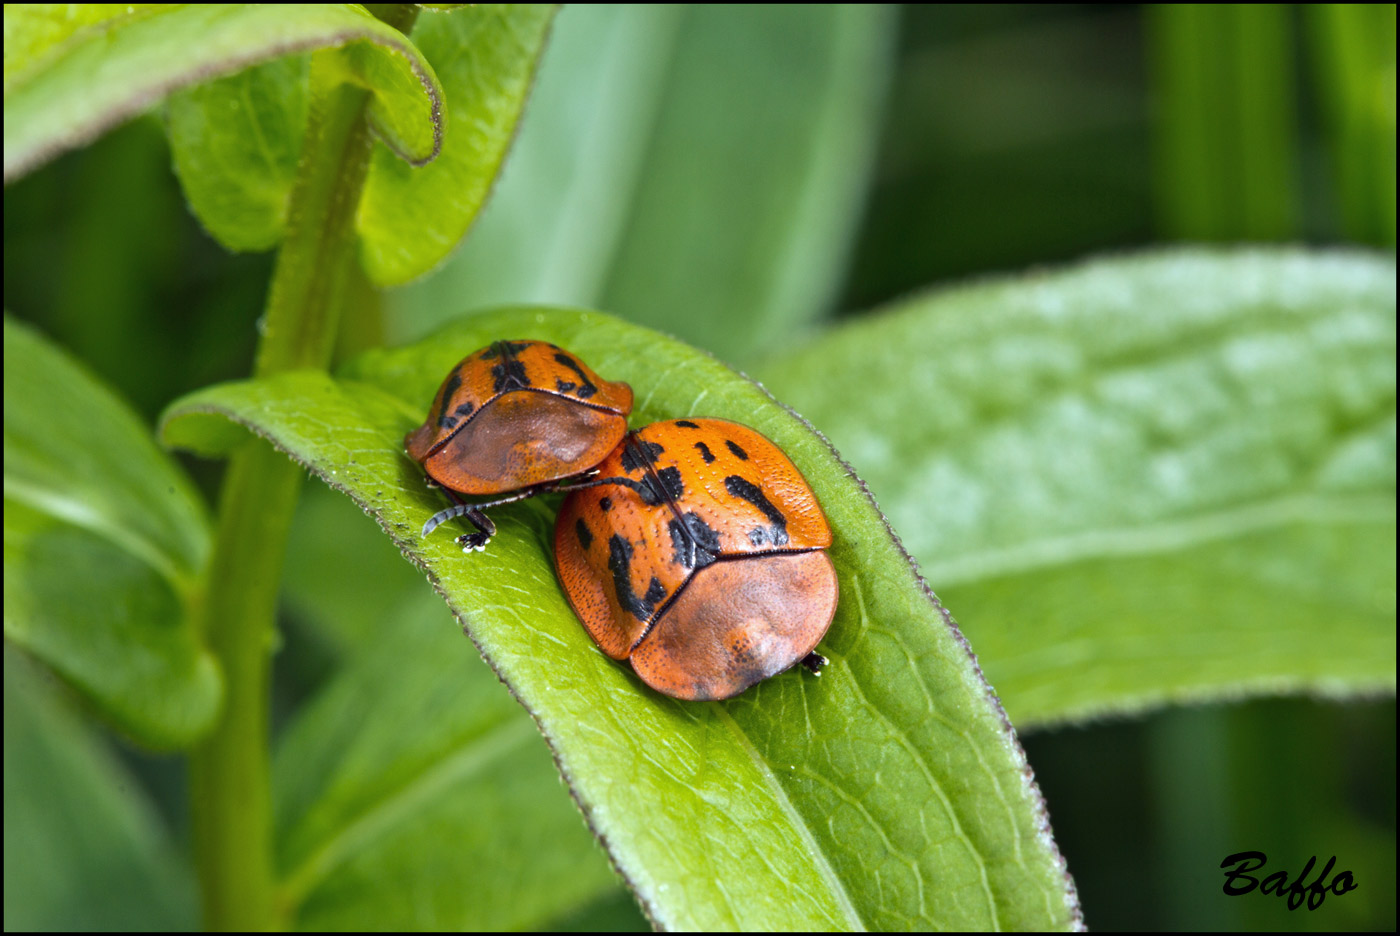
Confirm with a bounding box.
[4,4,1395,931]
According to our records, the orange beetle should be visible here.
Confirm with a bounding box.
[407,340,633,550]
[554,418,837,700]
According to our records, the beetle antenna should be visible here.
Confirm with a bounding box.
[422,503,475,538]
[421,485,555,538]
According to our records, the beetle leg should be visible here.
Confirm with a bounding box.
[455,508,496,552]
[799,651,828,675]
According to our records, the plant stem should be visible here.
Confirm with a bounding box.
[189,47,382,933]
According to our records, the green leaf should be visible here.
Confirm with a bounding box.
[1307,3,1398,246]
[2,4,161,88]
[5,4,443,185]
[388,5,896,361]
[4,316,220,748]
[272,590,621,930]
[3,650,197,930]
[356,5,557,287]
[162,308,1081,930]
[757,248,1398,728]
[165,54,311,252]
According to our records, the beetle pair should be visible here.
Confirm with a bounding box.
[405,339,837,701]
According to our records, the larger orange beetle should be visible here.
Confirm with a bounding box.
[554,419,838,701]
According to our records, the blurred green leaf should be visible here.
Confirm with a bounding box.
[5,4,443,184]
[3,650,198,930]
[3,4,160,87]
[598,4,894,360]
[279,482,629,929]
[758,248,1397,728]
[356,5,557,287]
[282,484,428,652]
[3,316,219,748]
[162,308,1080,930]
[391,5,895,361]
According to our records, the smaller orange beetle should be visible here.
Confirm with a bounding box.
[554,419,837,700]
[406,340,633,551]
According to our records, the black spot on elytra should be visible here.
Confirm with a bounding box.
[575,518,593,551]
[598,496,612,511]
[640,466,685,506]
[489,341,529,393]
[724,475,789,546]
[437,415,458,430]
[668,512,721,570]
[725,440,749,460]
[620,439,665,473]
[694,441,716,464]
[453,402,474,418]
[435,373,463,425]
[608,535,667,621]
[552,352,598,399]
[491,360,528,393]
[675,420,699,429]
[480,340,530,359]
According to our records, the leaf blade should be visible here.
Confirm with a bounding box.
[597,4,896,360]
